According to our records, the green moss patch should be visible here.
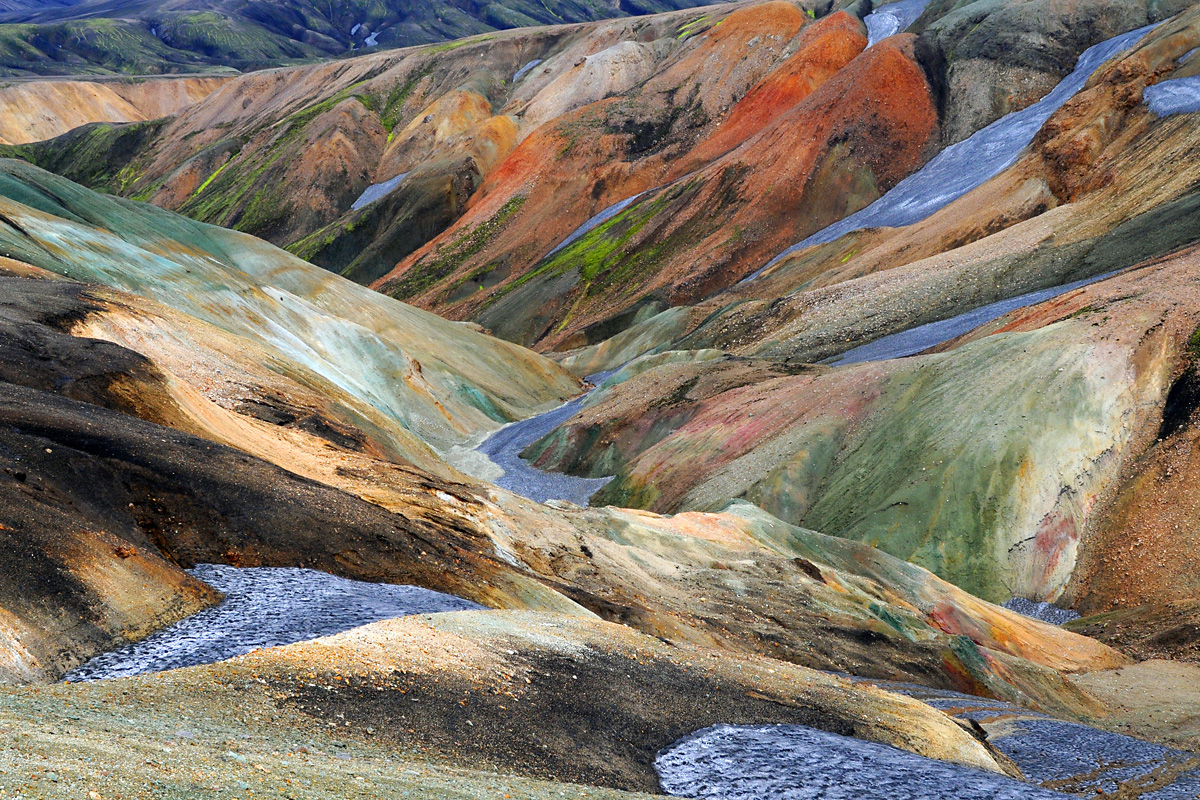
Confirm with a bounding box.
[0,119,167,195]
[384,194,527,299]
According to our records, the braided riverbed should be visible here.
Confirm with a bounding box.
[658,683,1200,799]
[64,565,482,682]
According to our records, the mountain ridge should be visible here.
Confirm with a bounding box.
[0,0,734,76]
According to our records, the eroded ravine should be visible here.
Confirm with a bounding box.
[824,269,1122,365]
[469,371,617,504]
[749,22,1161,279]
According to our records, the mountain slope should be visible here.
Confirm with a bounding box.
[522,9,1200,609]
[0,75,228,145]
[0,158,581,462]
[0,160,1129,718]
[9,0,1188,357]
[9,3,1200,796]
[0,0,734,76]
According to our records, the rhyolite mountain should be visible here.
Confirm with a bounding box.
[0,155,1143,795]
[9,0,1190,344]
[5,0,1200,798]
[0,0,733,76]
[0,157,1118,704]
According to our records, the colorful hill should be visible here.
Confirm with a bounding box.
[3,1,1200,797]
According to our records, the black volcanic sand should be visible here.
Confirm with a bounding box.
[251,613,1013,794]
[0,608,1018,798]
[0,668,658,800]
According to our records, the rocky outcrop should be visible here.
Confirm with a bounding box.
[912,0,1193,144]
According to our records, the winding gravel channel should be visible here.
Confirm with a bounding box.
[824,269,1122,365]
[64,564,482,682]
[472,370,616,505]
[658,683,1200,799]
[658,724,1061,800]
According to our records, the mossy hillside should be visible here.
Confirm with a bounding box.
[0,0,733,77]
[288,213,360,264]
[0,18,261,76]
[176,135,283,234]
[378,72,432,138]
[675,13,717,40]
[590,466,662,510]
[174,82,383,236]
[463,197,666,344]
[0,159,246,263]
[476,180,705,339]
[0,118,167,195]
[483,5,543,29]
[38,50,492,255]
[382,194,527,300]
[154,12,316,64]
[169,57,470,242]
[192,160,230,196]
[486,191,667,302]
[288,162,485,285]
[798,323,1133,604]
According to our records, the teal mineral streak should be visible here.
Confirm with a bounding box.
[0,160,577,454]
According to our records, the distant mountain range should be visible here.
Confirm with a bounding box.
[0,0,726,76]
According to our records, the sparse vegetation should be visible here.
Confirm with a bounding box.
[0,118,167,194]
[0,0,721,77]
[384,195,527,299]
